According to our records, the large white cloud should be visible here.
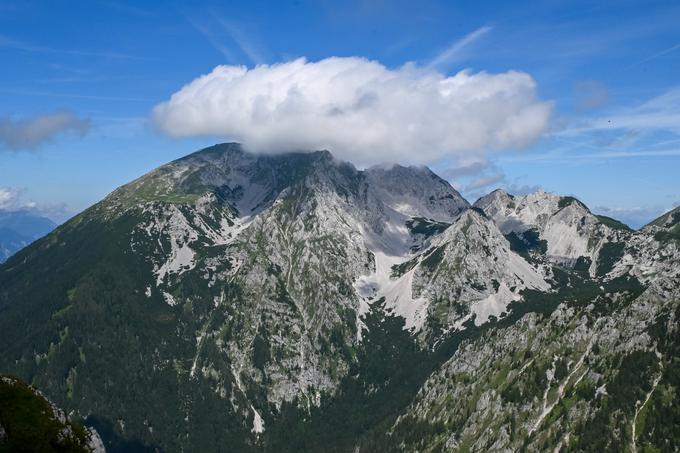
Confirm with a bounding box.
[153,57,552,165]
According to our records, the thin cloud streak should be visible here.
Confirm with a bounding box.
[0,34,141,60]
[218,19,266,65]
[183,12,268,65]
[183,15,238,62]
[554,86,680,137]
[0,88,153,102]
[499,148,680,163]
[628,42,680,68]
[427,25,492,69]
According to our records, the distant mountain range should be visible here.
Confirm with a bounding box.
[0,143,678,452]
[0,211,56,263]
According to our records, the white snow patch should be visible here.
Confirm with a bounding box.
[156,242,196,286]
[162,291,177,306]
[195,210,255,246]
[190,333,204,378]
[377,252,429,331]
[251,406,265,434]
[507,252,551,291]
[353,212,430,333]
[470,283,518,326]
[542,219,590,260]
[219,215,256,244]
[596,384,608,397]
[355,298,371,341]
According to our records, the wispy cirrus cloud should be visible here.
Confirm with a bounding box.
[217,19,266,65]
[627,42,680,68]
[0,34,140,59]
[184,15,238,62]
[518,85,680,164]
[558,86,680,136]
[591,87,680,133]
[0,110,90,151]
[499,148,680,164]
[0,88,152,102]
[183,13,267,65]
[427,25,492,69]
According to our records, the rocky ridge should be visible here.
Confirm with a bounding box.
[0,143,678,452]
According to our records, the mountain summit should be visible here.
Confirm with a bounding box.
[1,143,678,452]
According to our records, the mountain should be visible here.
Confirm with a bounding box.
[0,211,56,263]
[0,143,678,452]
[473,189,632,270]
[645,205,680,242]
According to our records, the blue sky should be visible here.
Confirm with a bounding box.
[0,0,679,227]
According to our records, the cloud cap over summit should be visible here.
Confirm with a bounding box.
[153,57,552,166]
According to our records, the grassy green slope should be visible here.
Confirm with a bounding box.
[0,204,256,452]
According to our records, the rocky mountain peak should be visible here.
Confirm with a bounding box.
[474,189,623,266]
[364,163,469,222]
[1,143,677,452]
[647,205,680,229]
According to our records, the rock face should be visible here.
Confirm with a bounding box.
[474,189,631,270]
[0,375,105,452]
[0,143,678,452]
[412,209,550,337]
